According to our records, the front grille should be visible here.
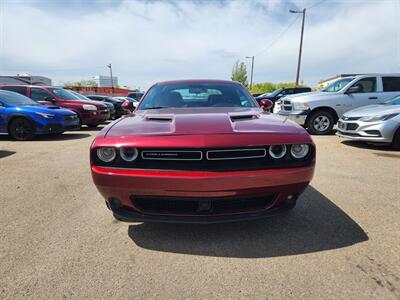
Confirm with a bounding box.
[347,123,359,130]
[92,146,314,171]
[131,193,276,215]
[343,116,361,121]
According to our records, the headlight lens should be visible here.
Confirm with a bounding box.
[269,144,287,159]
[120,147,138,162]
[35,112,55,119]
[290,144,310,159]
[96,147,116,162]
[292,102,309,111]
[82,104,97,111]
[359,113,398,122]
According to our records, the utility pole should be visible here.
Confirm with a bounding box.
[107,63,114,95]
[246,56,255,89]
[289,8,306,86]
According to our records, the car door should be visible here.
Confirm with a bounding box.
[29,87,55,105]
[345,77,379,111]
[381,76,400,102]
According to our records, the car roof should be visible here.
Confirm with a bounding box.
[154,79,240,86]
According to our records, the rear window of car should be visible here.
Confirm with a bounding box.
[1,86,27,96]
[382,77,400,92]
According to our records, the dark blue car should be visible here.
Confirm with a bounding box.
[0,90,80,140]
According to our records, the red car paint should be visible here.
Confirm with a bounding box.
[90,80,315,223]
[0,85,109,126]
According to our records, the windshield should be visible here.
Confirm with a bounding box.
[69,91,90,100]
[322,78,354,92]
[269,88,284,97]
[384,96,400,105]
[0,90,40,106]
[138,82,257,110]
[48,88,80,100]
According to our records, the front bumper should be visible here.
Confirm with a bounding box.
[81,110,109,125]
[336,119,394,143]
[37,120,80,134]
[274,110,309,126]
[91,165,314,223]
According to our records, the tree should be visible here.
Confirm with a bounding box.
[62,80,98,88]
[249,81,310,94]
[231,60,248,87]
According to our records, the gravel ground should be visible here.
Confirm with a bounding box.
[0,128,399,299]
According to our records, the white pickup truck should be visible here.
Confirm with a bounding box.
[273,74,400,135]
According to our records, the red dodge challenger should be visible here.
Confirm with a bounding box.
[90,80,315,223]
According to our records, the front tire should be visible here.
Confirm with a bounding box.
[392,128,400,150]
[306,110,335,135]
[8,118,35,141]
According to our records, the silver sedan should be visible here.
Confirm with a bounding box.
[336,96,400,149]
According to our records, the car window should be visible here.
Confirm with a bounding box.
[0,90,39,106]
[30,88,52,101]
[285,89,295,95]
[322,77,354,92]
[350,77,376,93]
[382,77,400,92]
[138,82,256,109]
[1,86,27,96]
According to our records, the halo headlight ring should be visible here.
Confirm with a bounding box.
[268,144,287,159]
[120,147,138,162]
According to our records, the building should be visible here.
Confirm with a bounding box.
[93,75,118,88]
[318,74,363,88]
[0,74,52,86]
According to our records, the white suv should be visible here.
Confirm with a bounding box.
[273,74,400,135]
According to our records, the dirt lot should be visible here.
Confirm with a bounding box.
[0,128,399,299]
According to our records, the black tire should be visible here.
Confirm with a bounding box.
[306,110,335,135]
[8,118,35,141]
[392,128,400,150]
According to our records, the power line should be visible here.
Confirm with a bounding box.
[254,15,300,57]
[307,0,329,10]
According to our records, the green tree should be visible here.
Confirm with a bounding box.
[62,80,98,88]
[249,81,310,94]
[231,60,248,87]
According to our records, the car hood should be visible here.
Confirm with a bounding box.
[343,104,400,117]
[105,107,307,137]
[62,99,108,109]
[20,105,76,115]
[282,91,338,103]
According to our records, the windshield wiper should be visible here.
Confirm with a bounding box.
[145,106,169,110]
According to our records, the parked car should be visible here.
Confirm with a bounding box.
[113,96,140,108]
[0,85,109,128]
[68,90,115,119]
[90,79,315,223]
[86,95,129,119]
[336,95,400,149]
[273,74,400,135]
[256,87,311,105]
[0,90,80,140]
[127,91,144,101]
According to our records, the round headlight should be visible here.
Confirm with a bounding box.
[269,144,287,159]
[290,144,310,159]
[120,147,138,162]
[96,147,116,162]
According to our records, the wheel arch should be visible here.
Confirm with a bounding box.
[306,106,339,125]
[6,114,36,132]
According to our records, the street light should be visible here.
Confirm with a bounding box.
[246,56,254,89]
[107,63,114,95]
[289,8,306,86]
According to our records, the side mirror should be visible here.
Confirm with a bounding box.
[122,100,134,112]
[346,86,360,94]
[44,96,56,102]
[260,99,273,111]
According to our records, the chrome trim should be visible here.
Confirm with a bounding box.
[206,148,267,160]
[141,150,203,161]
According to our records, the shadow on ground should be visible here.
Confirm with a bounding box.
[0,150,16,159]
[0,133,91,141]
[128,186,368,258]
[341,140,396,152]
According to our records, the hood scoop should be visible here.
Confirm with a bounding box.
[144,114,174,122]
[229,113,259,122]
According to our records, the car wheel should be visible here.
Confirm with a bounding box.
[392,128,400,150]
[8,118,35,141]
[306,110,335,135]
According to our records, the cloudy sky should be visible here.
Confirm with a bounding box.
[0,0,399,89]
